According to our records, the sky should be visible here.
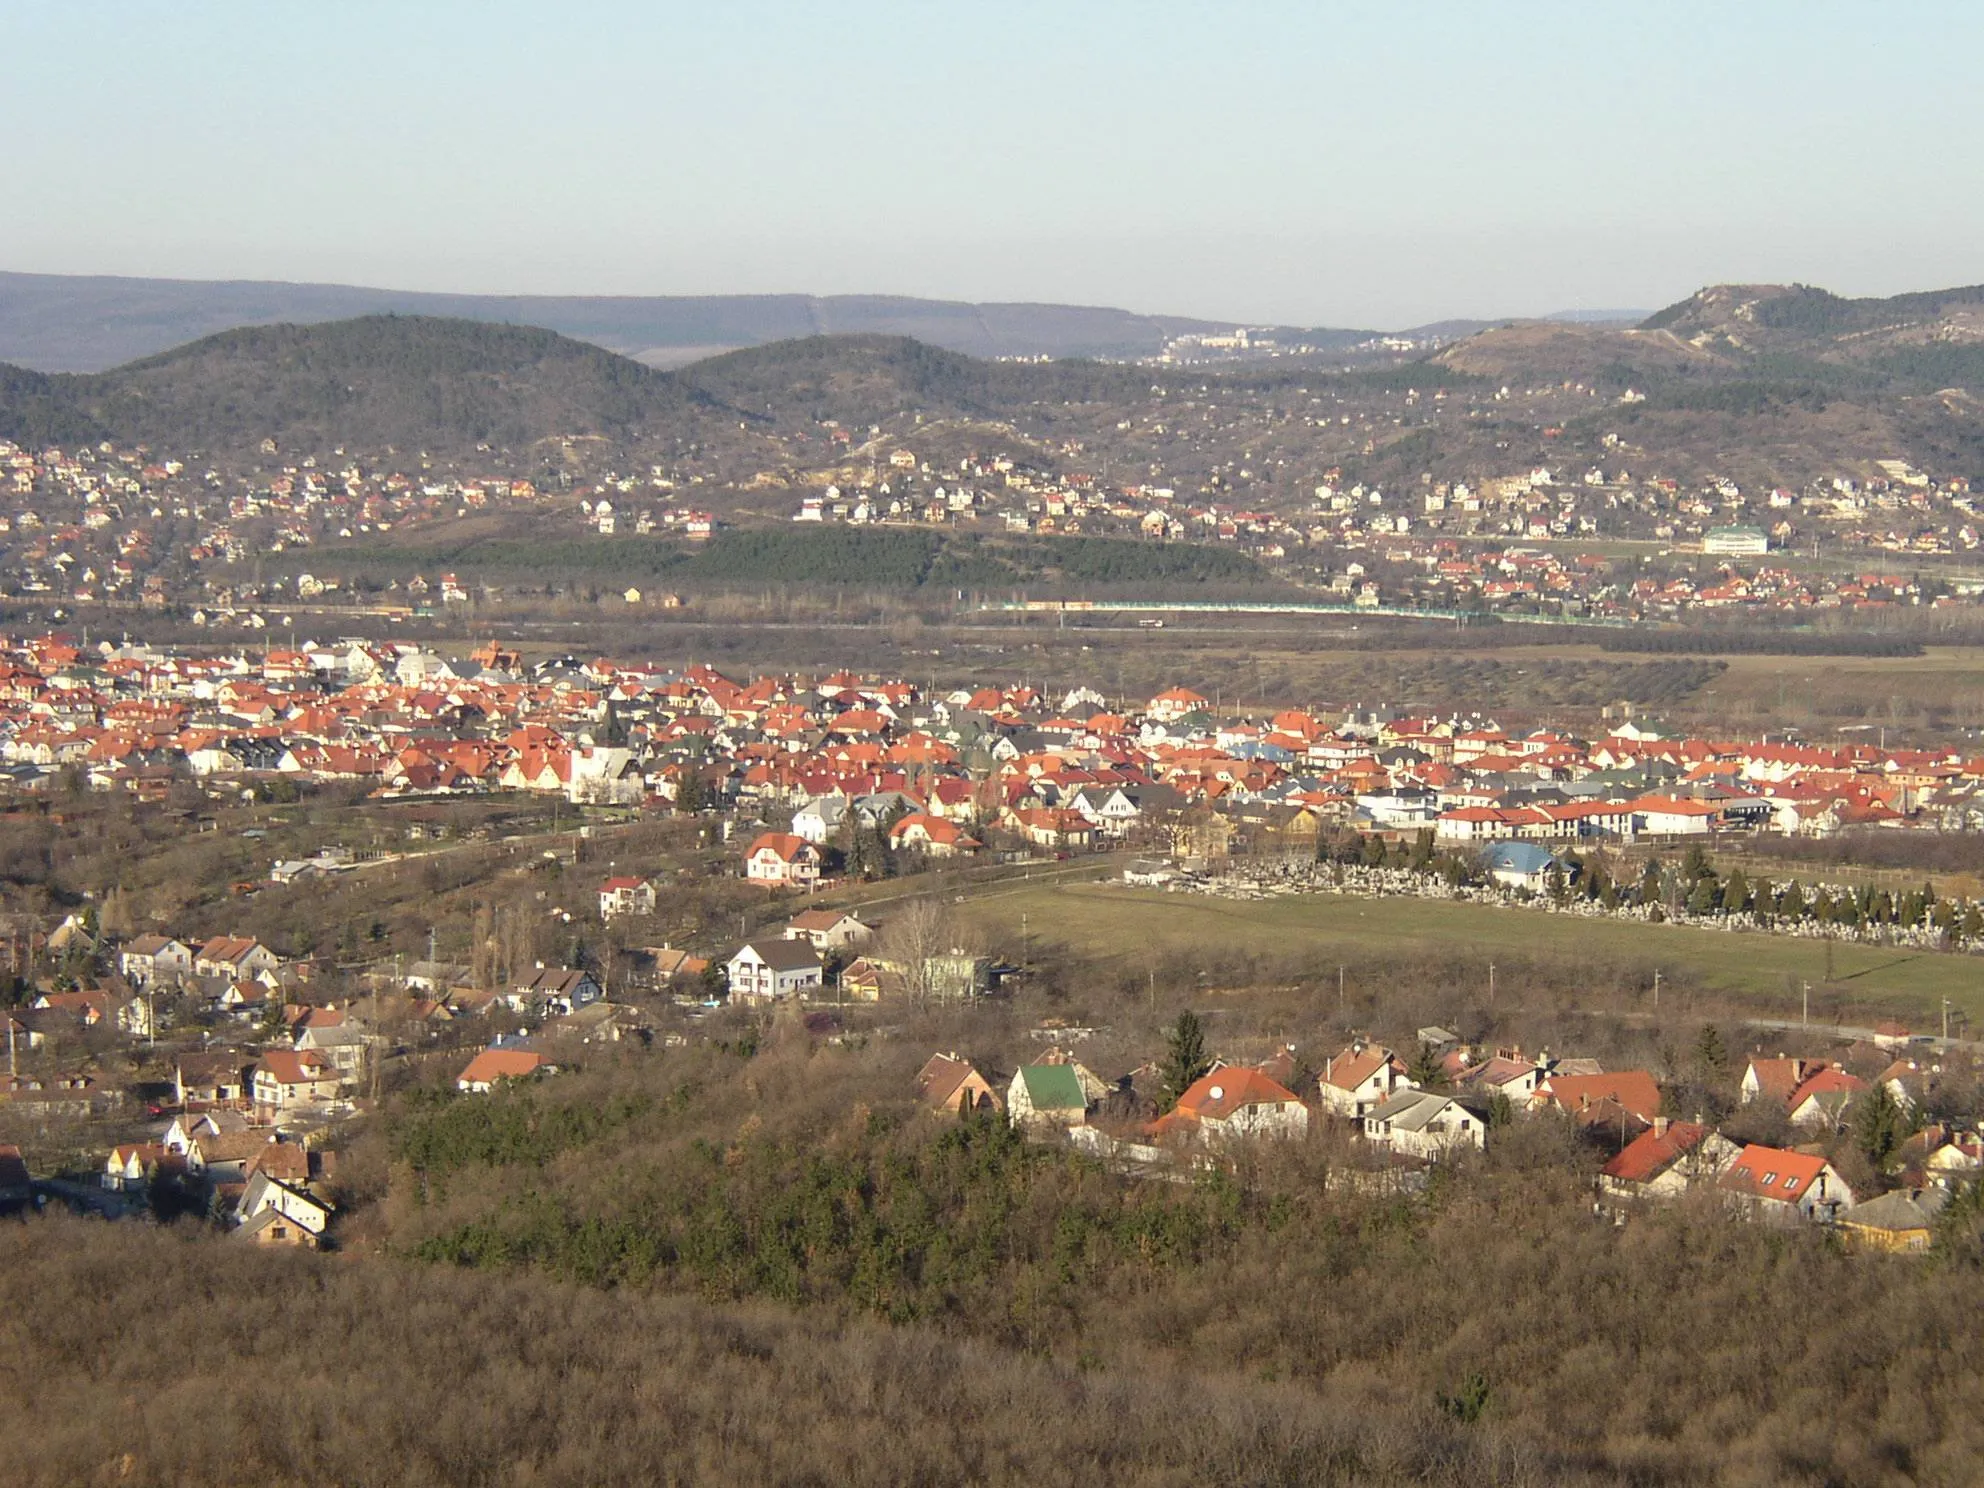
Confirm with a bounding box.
[3,1,1980,328]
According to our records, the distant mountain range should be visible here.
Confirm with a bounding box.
[0,270,1385,373]
[3,279,1982,489]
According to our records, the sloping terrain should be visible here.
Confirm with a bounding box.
[0,316,733,457]
[680,334,1156,428]
[1642,281,1984,361]
[1432,320,1726,387]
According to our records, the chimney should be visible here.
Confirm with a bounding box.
[1653,1116,1669,1138]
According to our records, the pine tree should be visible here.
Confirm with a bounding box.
[1408,1040,1447,1089]
[1722,867,1750,916]
[1583,856,1610,904]
[674,769,707,814]
[1694,1023,1728,1078]
[1687,874,1719,916]
[1933,899,1959,945]
[1854,1081,1916,1173]
[1160,1010,1213,1107]
[1780,880,1807,919]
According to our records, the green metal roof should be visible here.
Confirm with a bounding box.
[1019,1064,1088,1111]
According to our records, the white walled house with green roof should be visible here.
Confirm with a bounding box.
[1007,1064,1091,1131]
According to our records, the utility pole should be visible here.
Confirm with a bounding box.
[1652,969,1660,1011]
[1802,980,1810,1028]
[1338,964,1345,1013]
[1488,961,1496,1006]
[1944,997,1953,1042]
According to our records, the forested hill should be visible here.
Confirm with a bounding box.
[0,316,729,456]
[1434,279,1984,390]
[679,335,1160,425]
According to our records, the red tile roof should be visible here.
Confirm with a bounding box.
[1601,1120,1710,1184]
[1718,1144,1829,1204]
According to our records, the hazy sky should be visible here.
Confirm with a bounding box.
[5,1,1979,327]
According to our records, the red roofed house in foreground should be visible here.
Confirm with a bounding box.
[1600,1119,1739,1202]
[1717,1143,1855,1223]
[1151,1066,1308,1143]
[457,1048,556,1093]
[1540,1070,1664,1139]
[916,1051,1002,1117]
[250,1050,342,1114]
[1316,1042,1411,1119]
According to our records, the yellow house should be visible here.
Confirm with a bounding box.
[1837,1188,1947,1253]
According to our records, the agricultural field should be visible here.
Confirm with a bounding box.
[957,880,1984,1029]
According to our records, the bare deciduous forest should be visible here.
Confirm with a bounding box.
[7,1030,1983,1486]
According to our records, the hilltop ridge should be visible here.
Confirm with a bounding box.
[0,316,729,457]
[0,270,1347,373]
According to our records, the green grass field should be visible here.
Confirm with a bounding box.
[959,881,1984,1027]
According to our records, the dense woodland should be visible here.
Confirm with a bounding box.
[10,1015,1984,1486]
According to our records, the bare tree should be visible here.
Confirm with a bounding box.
[877,897,982,1008]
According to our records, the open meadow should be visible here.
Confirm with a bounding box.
[957,880,1984,1029]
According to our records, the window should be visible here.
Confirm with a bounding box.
[1762,1172,1778,1186]
[1783,1177,1800,1192]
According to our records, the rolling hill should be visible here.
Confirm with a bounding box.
[0,316,730,457]
[3,279,1982,498]
[678,334,1159,427]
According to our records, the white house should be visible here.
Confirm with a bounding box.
[1599,1119,1740,1202]
[1481,841,1562,893]
[237,1170,334,1245]
[725,939,824,1002]
[1154,1068,1310,1143]
[566,746,642,805]
[1317,1043,1412,1119]
[1006,1063,1091,1130]
[1363,1089,1485,1160]
[744,833,823,887]
[1717,1144,1855,1222]
[598,875,657,920]
[250,1050,342,1113]
[791,794,849,845]
[783,909,875,951]
[119,935,193,985]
